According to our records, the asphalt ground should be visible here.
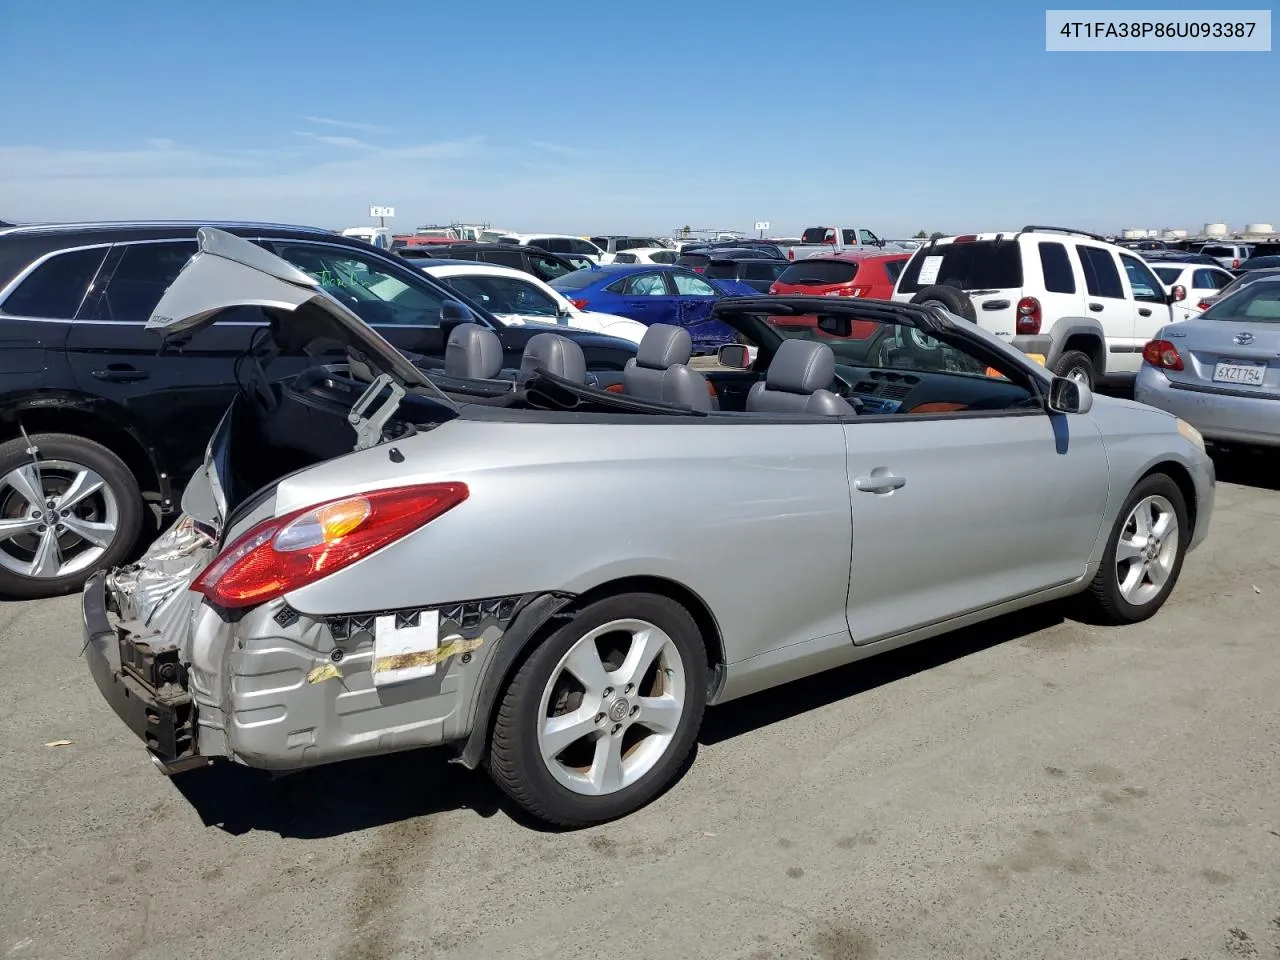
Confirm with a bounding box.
[1,448,1277,960]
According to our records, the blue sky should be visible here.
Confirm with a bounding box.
[1,1,1275,237]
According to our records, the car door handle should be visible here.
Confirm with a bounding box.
[91,365,149,383]
[981,299,1010,310]
[1088,302,1104,312]
[1138,307,1152,316]
[854,474,906,494]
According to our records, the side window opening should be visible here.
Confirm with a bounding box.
[2,246,110,319]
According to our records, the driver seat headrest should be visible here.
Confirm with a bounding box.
[445,322,504,379]
[746,340,855,416]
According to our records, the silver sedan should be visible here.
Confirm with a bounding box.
[1136,275,1280,449]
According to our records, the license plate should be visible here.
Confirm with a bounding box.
[1212,359,1266,385]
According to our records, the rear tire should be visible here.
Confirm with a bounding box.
[1053,350,1096,391]
[0,433,143,600]
[487,592,707,827]
[1078,473,1188,625]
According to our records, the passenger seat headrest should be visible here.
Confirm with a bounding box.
[520,333,587,384]
[766,339,836,394]
[445,322,504,380]
[636,324,693,370]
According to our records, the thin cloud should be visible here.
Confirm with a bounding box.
[145,137,176,150]
[294,131,374,150]
[300,116,392,134]
[527,140,582,157]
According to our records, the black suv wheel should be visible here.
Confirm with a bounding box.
[0,433,143,599]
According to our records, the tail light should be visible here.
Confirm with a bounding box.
[768,283,780,294]
[693,267,705,273]
[952,235,977,243]
[193,483,469,609]
[1197,298,1213,311]
[606,383,624,393]
[1232,258,1240,269]
[787,249,795,260]
[1142,339,1184,371]
[1015,296,1042,335]
[570,298,589,310]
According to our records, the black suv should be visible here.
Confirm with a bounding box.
[399,242,581,282]
[0,221,639,599]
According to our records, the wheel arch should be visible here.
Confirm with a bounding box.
[1046,318,1106,373]
[1139,459,1198,538]
[454,574,725,770]
[0,396,173,509]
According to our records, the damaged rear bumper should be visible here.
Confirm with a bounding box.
[82,572,204,773]
[83,565,575,775]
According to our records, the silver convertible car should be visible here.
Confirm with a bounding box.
[82,229,1215,827]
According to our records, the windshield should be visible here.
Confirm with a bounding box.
[439,274,560,318]
[274,242,458,327]
[1202,280,1280,322]
[759,314,995,378]
[897,240,1023,293]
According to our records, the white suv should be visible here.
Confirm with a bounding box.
[891,226,1177,389]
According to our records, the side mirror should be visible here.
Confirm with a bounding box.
[1170,285,1187,303]
[816,314,853,338]
[440,300,472,324]
[1047,375,1093,415]
[717,343,751,369]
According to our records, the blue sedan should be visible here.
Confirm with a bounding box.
[549,264,756,352]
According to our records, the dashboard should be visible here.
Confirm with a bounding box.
[833,364,1039,415]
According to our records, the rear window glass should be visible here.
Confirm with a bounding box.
[800,227,834,244]
[777,260,858,285]
[677,253,711,268]
[1240,256,1280,271]
[2,246,109,319]
[1038,242,1076,294]
[1153,266,1184,285]
[1201,245,1233,257]
[704,261,738,280]
[882,259,907,284]
[1203,279,1280,321]
[897,241,1023,293]
[549,269,604,291]
[742,261,787,281]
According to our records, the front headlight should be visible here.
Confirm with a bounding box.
[1176,418,1206,453]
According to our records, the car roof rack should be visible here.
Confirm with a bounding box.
[1018,225,1110,244]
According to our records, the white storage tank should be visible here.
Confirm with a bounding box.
[1244,223,1274,235]
[1166,228,1189,239]
[1203,222,1229,237]
[1121,228,1148,239]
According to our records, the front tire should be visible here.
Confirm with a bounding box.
[487,592,708,827]
[1053,350,1096,391]
[1080,473,1188,625]
[0,433,143,600]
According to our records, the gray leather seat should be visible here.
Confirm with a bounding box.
[445,323,504,380]
[520,332,587,384]
[622,324,712,411]
[746,339,856,415]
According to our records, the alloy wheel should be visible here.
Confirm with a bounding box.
[0,459,119,579]
[1115,494,1178,606]
[536,618,687,796]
